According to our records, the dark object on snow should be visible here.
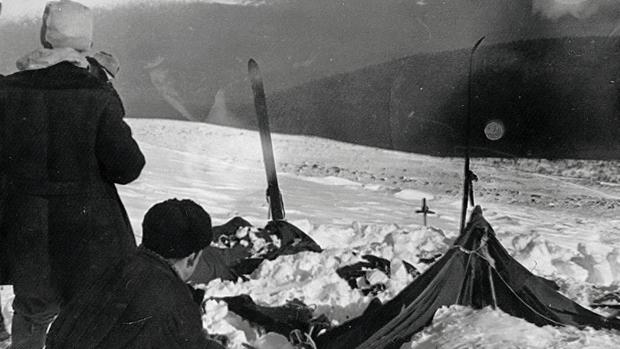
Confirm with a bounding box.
[217,295,316,337]
[47,248,224,349]
[362,284,386,296]
[231,258,264,277]
[262,220,323,259]
[191,217,252,283]
[418,253,442,265]
[206,333,230,348]
[213,216,253,238]
[191,218,322,284]
[315,206,620,349]
[336,255,391,290]
[591,292,620,309]
[191,244,251,283]
[337,255,421,295]
[401,261,420,278]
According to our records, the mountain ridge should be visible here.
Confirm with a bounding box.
[222,35,620,160]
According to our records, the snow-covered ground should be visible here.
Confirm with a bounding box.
[2,118,620,348]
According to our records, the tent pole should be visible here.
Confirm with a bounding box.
[489,265,498,309]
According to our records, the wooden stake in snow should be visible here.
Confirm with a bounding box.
[415,198,435,226]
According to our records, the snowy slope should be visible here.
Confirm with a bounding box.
[2,118,620,348]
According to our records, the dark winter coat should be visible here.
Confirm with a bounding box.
[0,73,6,285]
[46,248,225,349]
[0,62,144,301]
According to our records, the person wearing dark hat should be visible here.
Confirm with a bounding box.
[0,1,144,348]
[46,199,226,349]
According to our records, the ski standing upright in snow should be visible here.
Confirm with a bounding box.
[459,36,485,235]
[247,58,323,260]
[248,58,285,221]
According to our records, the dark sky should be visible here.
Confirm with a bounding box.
[1,0,619,84]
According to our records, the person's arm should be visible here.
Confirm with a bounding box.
[95,93,145,184]
[164,304,227,349]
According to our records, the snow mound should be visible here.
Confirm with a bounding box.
[405,305,620,349]
[195,222,451,346]
[393,189,434,201]
[296,175,362,187]
[509,232,620,285]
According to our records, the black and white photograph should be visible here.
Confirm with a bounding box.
[1,0,620,348]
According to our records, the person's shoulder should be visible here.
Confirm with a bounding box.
[2,63,110,91]
[0,70,30,87]
[128,253,192,308]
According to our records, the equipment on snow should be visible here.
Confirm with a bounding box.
[336,255,393,296]
[190,216,322,284]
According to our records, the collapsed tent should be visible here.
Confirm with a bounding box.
[315,206,620,349]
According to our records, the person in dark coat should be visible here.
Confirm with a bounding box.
[0,3,6,340]
[0,1,145,348]
[46,199,226,349]
[0,59,8,344]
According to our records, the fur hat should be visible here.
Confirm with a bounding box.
[40,0,93,52]
[142,199,213,259]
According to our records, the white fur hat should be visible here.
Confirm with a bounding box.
[40,0,93,52]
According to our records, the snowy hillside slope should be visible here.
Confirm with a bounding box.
[2,118,619,348]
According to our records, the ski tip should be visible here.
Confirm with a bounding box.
[248,58,263,83]
[248,58,258,70]
[472,36,486,51]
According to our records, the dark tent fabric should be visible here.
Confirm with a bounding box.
[212,216,253,238]
[191,218,322,284]
[316,206,620,349]
[336,255,391,289]
[190,217,254,283]
[216,295,317,337]
[261,220,323,259]
[190,245,251,283]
